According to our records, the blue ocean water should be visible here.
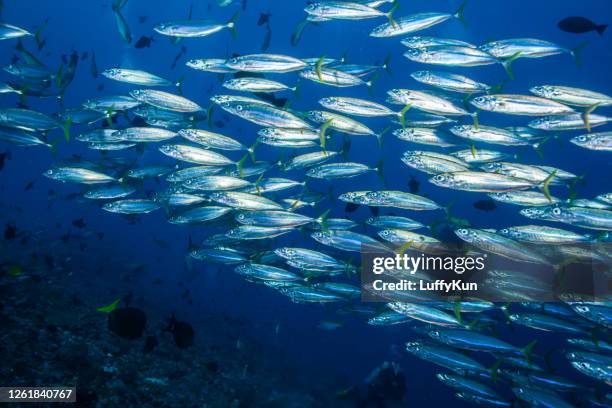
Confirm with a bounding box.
[1,0,611,407]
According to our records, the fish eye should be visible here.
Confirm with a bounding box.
[229,58,238,64]
[552,207,562,215]
[236,105,243,111]
[500,228,509,234]
[458,229,468,235]
[578,136,587,142]
[433,175,445,182]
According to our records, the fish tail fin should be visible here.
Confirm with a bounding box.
[582,103,600,132]
[254,173,264,193]
[381,52,392,75]
[291,19,309,47]
[521,339,538,361]
[319,118,333,150]
[175,75,185,95]
[539,169,557,203]
[501,51,522,80]
[62,117,73,142]
[247,140,259,162]
[207,103,214,128]
[385,0,400,28]
[397,104,411,129]
[571,41,588,66]
[237,153,248,176]
[444,199,457,218]
[453,300,462,323]
[462,93,473,110]
[472,111,479,128]
[315,55,326,81]
[454,0,468,26]
[227,11,240,38]
[377,125,391,148]
[596,24,608,35]
[316,209,331,229]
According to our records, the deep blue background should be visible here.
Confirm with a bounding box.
[1,0,611,405]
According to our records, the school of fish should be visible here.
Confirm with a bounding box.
[1,0,611,407]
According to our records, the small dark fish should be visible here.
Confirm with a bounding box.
[24,181,35,191]
[258,12,271,26]
[408,176,420,194]
[143,335,158,354]
[369,206,379,216]
[473,199,497,211]
[345,203,360,213]
[261,23,271,51]
[4,223,16,240]
[164,315,195,349]
[139,16,148,23]
[0,151,10,171]
[108,307,147,340]
[97,84,105,92]
[559,16,607,35]
[72,218,86,229]
[134,35,153,48]
[81,51,88,61]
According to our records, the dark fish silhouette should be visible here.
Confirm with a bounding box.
[134,35,153,48]
[258,12,271,26]
[261,23,271,51]
[558,17,607,35]
[138,16,147,24]
[164,315,195,349]
[408,176,420,194]
[0,151,10,171]
[108,307,147,340]
[24,181,35,191]
[473,199,497,211]
[72,218,86,229]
